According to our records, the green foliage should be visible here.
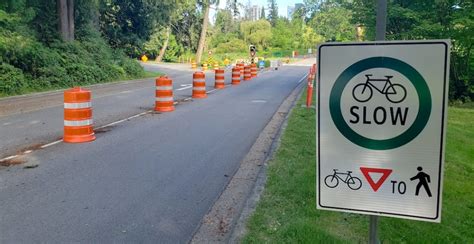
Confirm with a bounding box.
[0,9,144,96]
[0,63,26,94]
[240,20,272,50]
[264,59,271,68]
[267,0,278,26]
[215,37,247,53]
[309,5,356,42]
[352,0,474,101]
[99,0,174,57]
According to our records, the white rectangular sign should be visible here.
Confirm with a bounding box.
[316,40,450,222]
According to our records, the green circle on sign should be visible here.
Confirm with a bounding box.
[329,57,431,150]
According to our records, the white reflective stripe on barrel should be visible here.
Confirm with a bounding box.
[64,119,93,126]
[156,86,173,91]
[193,79,206,82]
[232,72,240,75]
[156,97,174,102]
[193,87,206,91]
[64,102,91,109]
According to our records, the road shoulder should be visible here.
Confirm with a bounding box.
[190,75,306,243]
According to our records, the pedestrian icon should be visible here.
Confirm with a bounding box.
[410,166,432,197]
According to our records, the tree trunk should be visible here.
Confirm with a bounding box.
[196,3,210,63]
[156,27,171,63]
[67,0,74,41]
[58,0,74,41]
[58,0,69,41]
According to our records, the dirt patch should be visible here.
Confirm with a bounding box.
[95,125,115,134]
[0,157,27,167]
[16,143,44,154]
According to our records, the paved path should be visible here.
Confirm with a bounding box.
[0,64,309,242]
[0,63,232,158]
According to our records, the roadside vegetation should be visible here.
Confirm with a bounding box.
[1,1,472,102]
[242,88,474,243]
[0,2,149,97]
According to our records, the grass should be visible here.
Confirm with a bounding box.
[242,88,474,243]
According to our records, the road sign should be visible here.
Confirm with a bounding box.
[317,40,450,222]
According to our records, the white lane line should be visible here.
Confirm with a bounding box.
[0,155,18,162]
[96,110,152,129]
[184,97,192,101]
[40,140,62,149]
[298,74,309,84]
[206,89,217,94]
[119,90,132,94]
[176,85,193,91]
[24,150,33,154]
[173,101,179,105]
[3,122,12,126]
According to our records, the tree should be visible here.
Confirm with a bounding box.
[350,0,473,101]
[267,0,278,26]
[225,0,240,18]
[57,0,74,41]
[196,0,219,63]
[99,0,174,56]
[308,5,356,42]
[240,20,272,50]
[260,6,265,19]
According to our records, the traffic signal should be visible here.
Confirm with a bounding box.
[249,45,256,57]
[249,45,256,53]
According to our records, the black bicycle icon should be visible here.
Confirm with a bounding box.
[324,169,362,190]
[352,74,407,103]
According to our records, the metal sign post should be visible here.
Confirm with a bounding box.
[370,0,387,243]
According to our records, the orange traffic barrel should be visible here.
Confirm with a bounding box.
[155,76,175,112]
[191,61,197,69]
[244,65,252,81]
[238,63,244,77]
[193,71,207,99]
[63,87,95,143]
[231,67,240,85]
[251,63,257,78]
[202,63,208,71]
[214,69,225,89]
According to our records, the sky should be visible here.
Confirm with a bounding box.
[211,0,304,22]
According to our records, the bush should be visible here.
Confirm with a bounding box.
[0,10,146,97]
[119,58,144,78]
[0,63,26,94]
[264,59,271,68]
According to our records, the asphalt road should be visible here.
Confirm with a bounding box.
[0,63,232,159]
[0,63,309,242]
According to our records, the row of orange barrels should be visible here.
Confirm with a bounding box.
[63,63,260,143]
